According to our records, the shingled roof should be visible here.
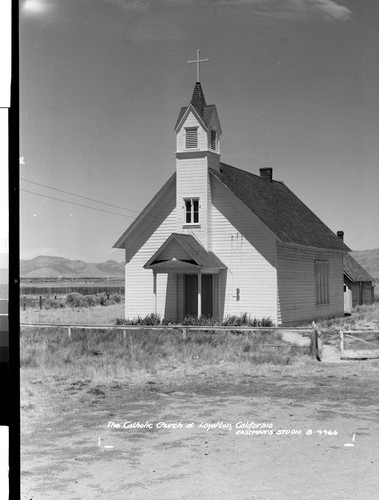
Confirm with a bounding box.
[191,82,207,116]
[175,82,217,130]
[211,163,349,251]
[344,253,374,282]
[144,233,226,270]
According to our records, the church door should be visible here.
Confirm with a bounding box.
[184,275,213,318]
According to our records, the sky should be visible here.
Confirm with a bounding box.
[20,0,379,263]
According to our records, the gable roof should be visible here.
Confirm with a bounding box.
[113,173,176,249]
[144,233,225,270]
[344,253,374,282]
[175,104,218,131]
[114,160,349,253]
[211,163,349,251]
[175,82,218,130]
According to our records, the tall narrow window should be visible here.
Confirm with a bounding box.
[315,260,329,305]
[185,127,198,149]
[193,199,199,223]
[184,198,199,224]
[210,130,217,151]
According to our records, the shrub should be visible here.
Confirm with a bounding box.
[181,315,219,326]
[44,298,65,309]
[222,314,273,327]
[115,317,128,325]
[142,313,161,325]
[115,313,273,327]
[115,313,161,326]
[111,294,122,303]
[98,293,108,306]
[66,293,89,308]
[85,294,99,307]
[64,292,123,308]
[161,318,173,326]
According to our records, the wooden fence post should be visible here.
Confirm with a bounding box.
[311,326,321,362]
[68,327,72,339]
[340,331,344,352]
[314,327,321,362]
[39,296,42,310]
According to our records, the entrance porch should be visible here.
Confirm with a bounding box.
[144,233,226,320]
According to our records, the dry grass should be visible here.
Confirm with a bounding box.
[20,303,312,383]
[20,303,125,325]
[20,302,379,385]
[314,302,379,334]
[310,303,379,351]
[20,327,309,384]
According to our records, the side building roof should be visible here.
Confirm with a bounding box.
[344,253,374,282]
[211,163,350,251]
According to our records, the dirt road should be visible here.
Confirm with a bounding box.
[22,360,379,499]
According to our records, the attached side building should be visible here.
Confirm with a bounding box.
[114,82,348,325]
[334,231,375,313]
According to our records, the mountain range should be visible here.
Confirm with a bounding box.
[350,249,379,279]
[20,255,124,278]
[15,250,379,280]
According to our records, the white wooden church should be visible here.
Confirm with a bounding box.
[114,54,347,325]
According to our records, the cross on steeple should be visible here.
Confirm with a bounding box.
[188,50,209,83]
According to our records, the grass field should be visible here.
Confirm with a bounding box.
[21,302,379,499]
[21,302,125,325]
[21,327,308,383]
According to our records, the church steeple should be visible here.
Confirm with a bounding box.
[175,50,222,159]
[190,82,207,117]
[174,52,222,250]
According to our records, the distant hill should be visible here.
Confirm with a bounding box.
[18,250,379,280]
[350,249,379,279]
[20,256,124,278]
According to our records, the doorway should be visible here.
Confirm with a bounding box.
[184,275,213,318]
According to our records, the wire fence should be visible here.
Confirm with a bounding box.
[340,330,379,360]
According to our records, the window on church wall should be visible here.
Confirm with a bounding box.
[315,260,330,305]
[210,130,217,151]
[185,127,198,149]
[184,198,199,224]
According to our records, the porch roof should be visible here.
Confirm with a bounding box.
[144,233,226,272]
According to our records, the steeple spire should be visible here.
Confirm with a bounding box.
[190,82,207,116]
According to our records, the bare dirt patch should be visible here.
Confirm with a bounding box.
[22,360,379,500]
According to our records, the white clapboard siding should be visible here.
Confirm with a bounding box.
[176,156,210,249]
[125,204,177,320]
[276,243,344,324]
[211,178,278,323]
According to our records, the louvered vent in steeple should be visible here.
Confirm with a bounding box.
[185,127,198,149]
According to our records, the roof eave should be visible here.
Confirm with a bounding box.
[113,173,176,249]
[174,104,208,133]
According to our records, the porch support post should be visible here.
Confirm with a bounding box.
[153,272,157,315]
[197,273,202,318]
